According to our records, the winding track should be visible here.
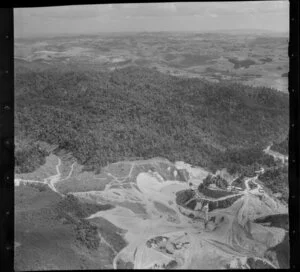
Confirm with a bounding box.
[15,152,287,269]
[15,157,74,197]
[264,143,288,164]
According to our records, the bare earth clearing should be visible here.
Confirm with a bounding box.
[15,148,288,269]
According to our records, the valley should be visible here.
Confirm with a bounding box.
[14,30,289,270]
[15,32,288,92]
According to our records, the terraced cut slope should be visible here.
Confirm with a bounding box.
[15,153,288,269]
[14,31,289,270]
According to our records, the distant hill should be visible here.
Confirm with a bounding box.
[15,65,288,174]
[212,29,288,36]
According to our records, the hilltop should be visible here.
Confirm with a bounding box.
[14,31,289,271]
[15,65,288,175]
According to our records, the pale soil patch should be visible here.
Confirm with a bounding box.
[59,160,76,180]
[186,242,233,269]
[15,154,289,269]
[117,201,148,215]
[250,223,286,248]
[103,162,133,179]
[56,173,113,194]
[153,201,177,216]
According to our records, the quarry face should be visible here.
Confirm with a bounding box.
[15,155,288,269]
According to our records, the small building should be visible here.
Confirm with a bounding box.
[208,184,217,189]
[165,242,175,254]
[206,221,216,231]
[195,202,203,211]
[227,185,233,191]
[198,220,205,229]
[273,192,282,198]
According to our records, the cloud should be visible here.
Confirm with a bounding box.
[15,1,289,21]
[204,1,289,17]
[24,5,112,20]
[14,1,289,37]
[208,13,218,18]
[110,3,178,18]
[114,1,288,18]
[173,1,288,18]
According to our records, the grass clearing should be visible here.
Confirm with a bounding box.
[56,173,113,194]
[15,154,59,181]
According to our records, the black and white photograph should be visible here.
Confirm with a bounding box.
[14,1,290,270]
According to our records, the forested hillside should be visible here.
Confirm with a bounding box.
[258,165,289,203]
[272,137,288,155]
[15,64,289,174]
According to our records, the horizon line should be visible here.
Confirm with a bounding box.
[15,28,289,39]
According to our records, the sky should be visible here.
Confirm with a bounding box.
[14,1,289,38]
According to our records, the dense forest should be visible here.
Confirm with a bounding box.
[258,166,288,202]
[198,175,235,198]
[272,137,288,155]
[15,139,49,173]
[202,174,229,189]
[15,64,289,175]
